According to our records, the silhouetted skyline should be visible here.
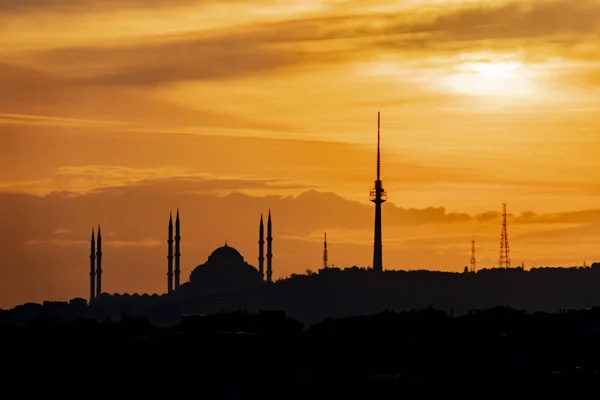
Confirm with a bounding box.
[4,2,600,397]
[3,0,600,311]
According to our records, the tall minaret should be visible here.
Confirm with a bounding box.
[174,208,181,289]
[89,228,96,304]
[258,213,265,281]
[266,210,273,283]
[167,212,174,294]
[323,232,328,269]
[96,224,103,298]
[370,111,387,272]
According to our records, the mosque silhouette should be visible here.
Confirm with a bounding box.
[88,209,274,305]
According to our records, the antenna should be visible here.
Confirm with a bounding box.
[376,111,381,181]
[323,232,328,269]
[370,111,387,272]
[470,240,476,273]
[498,202,511,268]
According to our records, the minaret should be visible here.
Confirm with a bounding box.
[266,210,273,283]
[96,224,102,298]
[323,232,328,269]
[174,208,181,289]
[258,213,265,281]
[89,228,96,304]
[369,111,387,272]
[167,213,174,294]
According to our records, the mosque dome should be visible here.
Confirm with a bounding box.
[186,242,262,292]
[207,242,244,265]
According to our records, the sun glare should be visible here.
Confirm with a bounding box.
[443,51,538,97]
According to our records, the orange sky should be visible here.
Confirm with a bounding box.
[2,0,600,308]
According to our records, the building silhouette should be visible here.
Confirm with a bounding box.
[87,210,275,305]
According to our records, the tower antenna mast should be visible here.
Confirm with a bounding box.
[498,202,511,268]
[377,112,381,181]
[370,112,387,272]
[323,232,329,269]
[470,240,476,273]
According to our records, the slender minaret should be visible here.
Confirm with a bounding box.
[89,228,96,304]
[96,224,102,298]
[167,212,174,294]
[266,210,273,283]
[323,232,329,269]
[174,208,181,289]
[258,214,265,280]
[370,112,387,272]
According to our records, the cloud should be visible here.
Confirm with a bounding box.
[23,237,161,248]
[1,124,489,199]
[0,0,204,13]
[11,0,597,95]
[0,112,127,128]
[72,35,309,86]
[53,228,72,235]
[0,62,296,132]
[6,165,311,195]
[512,209,600,225]
[307,0,600,44]
[26,25,352,88]
[24,239,86,247]
[108,238,163,248]
[475,211,500,222]
[2,0,598,140]
[428,0,600,39]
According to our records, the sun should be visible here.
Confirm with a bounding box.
[443,51,537,97]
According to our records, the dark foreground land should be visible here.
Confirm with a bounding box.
[3,307,600,398]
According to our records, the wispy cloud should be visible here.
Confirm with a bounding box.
[0,112,131,128]
[0,0,204,13]
[108,238,162,248]
[24,239,86,247]
[23,237,161,248]
[10,0,600,89]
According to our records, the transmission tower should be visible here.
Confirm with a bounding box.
[498,202,511,268]
[370,112,387,272]
[470,240,476,273]
[323,232,329,269]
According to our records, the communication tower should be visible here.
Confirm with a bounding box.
[370,112,387,272]
[498,202,511,268]
[470,240,476,273]
[323,232,329,269]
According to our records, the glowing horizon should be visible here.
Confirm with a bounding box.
[2,0,600,308]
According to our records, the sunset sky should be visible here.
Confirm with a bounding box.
[2,0,600,308]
